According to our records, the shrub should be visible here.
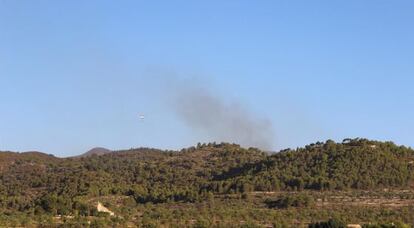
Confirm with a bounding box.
[266,194,314,209]
[308,218,347,228]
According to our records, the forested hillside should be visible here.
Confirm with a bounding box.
[217,139,414,192]
[1,138,413,227]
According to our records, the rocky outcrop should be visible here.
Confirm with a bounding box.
[97,202,115,216]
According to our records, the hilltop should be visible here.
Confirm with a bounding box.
[0,139,413,227]
[77,147,112,158]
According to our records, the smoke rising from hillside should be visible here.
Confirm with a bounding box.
[167,77,275,151]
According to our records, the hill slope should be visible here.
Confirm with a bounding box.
[214,139,414,192]
[0,139,413,219]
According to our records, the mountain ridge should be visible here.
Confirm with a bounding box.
[1,138,414,226]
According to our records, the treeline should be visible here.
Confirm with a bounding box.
[212,139,414,193]
[0,139,413,216]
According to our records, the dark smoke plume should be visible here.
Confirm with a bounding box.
[166,77,275,151]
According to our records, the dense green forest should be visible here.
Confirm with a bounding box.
[1,138,414,227]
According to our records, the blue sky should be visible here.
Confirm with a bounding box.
[1,1,413,156]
